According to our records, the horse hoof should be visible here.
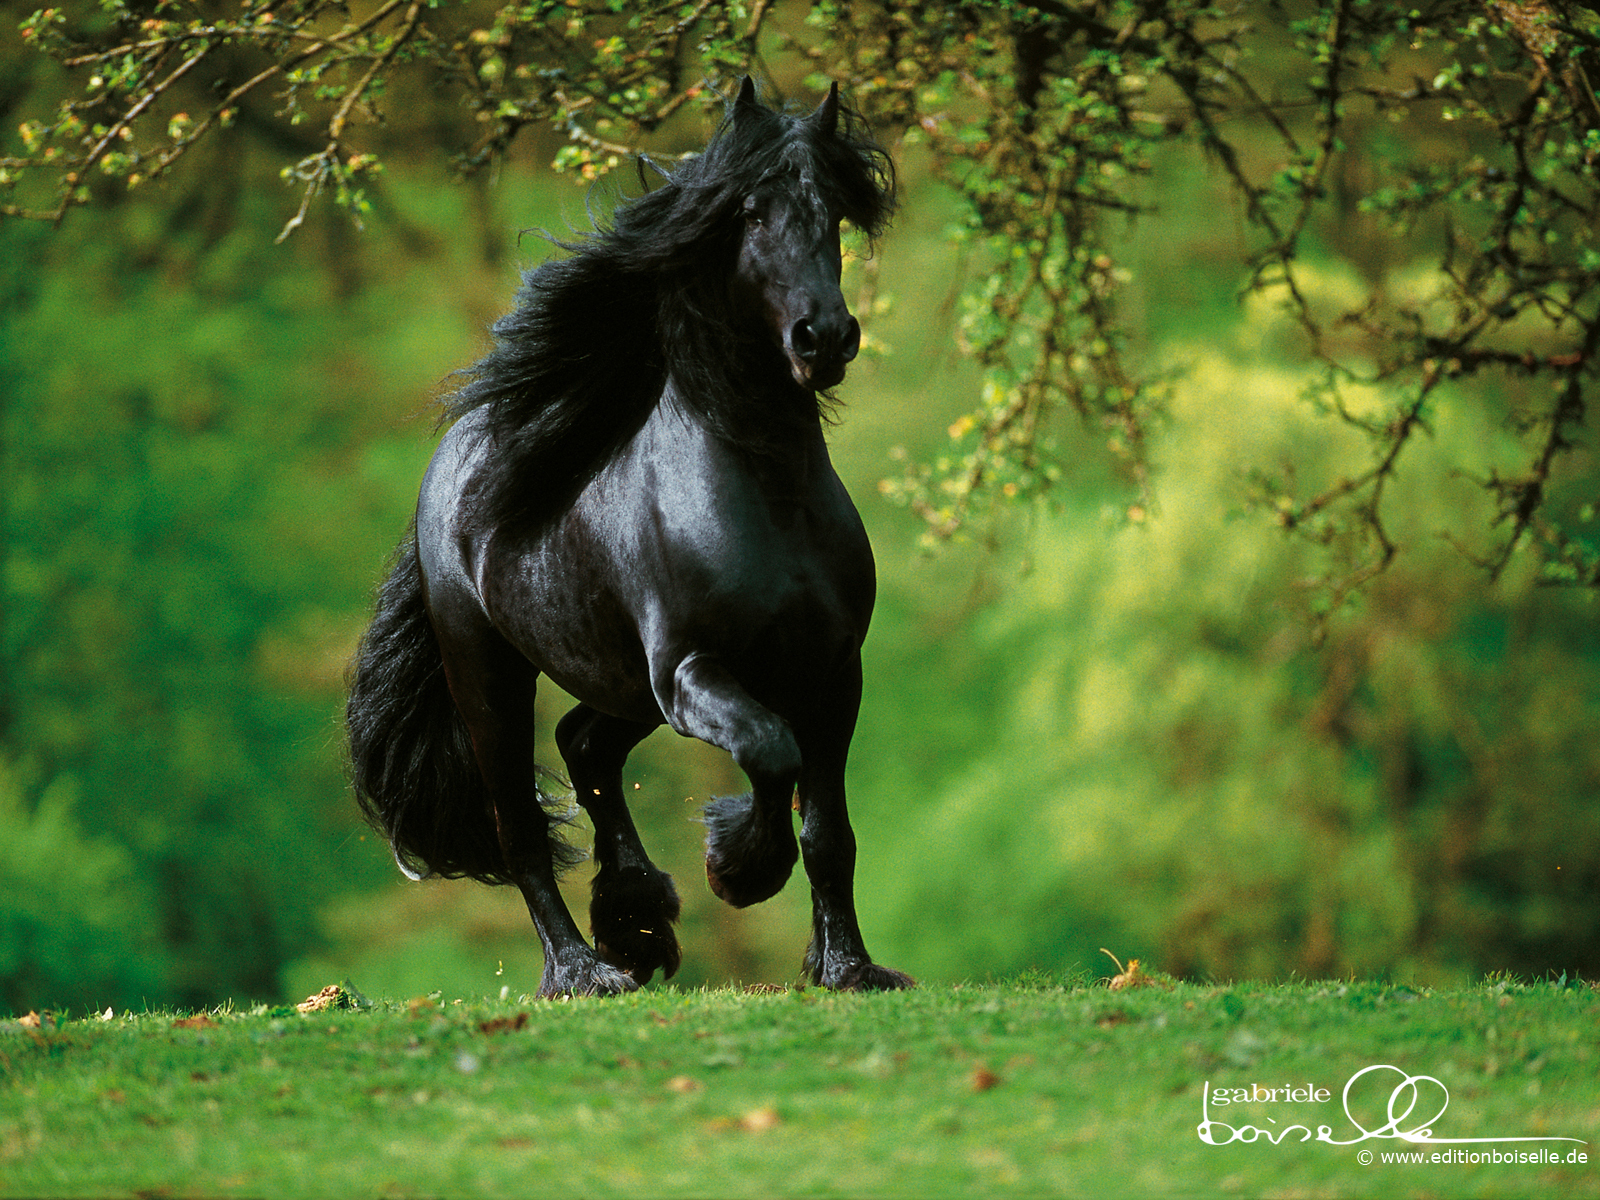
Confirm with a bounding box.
[537,956,640,999]
[591,866,683,983]
[596,935,682,985]
[704,860,793,909]
[822,962,917,992]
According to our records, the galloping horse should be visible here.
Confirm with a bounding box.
[347,78,913,997]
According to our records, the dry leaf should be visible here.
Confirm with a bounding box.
[297,985,349,1014]
[479,1013,530,1035]
[17,1011,41,1029]
[174,1014,218,1029]
[739,1105,781,1132]
[970,1065,1001,1092]
[1101,948,1164,991]
[665,1075,702,1094]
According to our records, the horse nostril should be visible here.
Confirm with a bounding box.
[841,317,861,364]
[791,319,819,362]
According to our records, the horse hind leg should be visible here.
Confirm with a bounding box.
[434,624,636,998]
[555,705,682,983]
[664,656,800,909]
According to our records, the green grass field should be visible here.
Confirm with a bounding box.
[2,977,1595,1198]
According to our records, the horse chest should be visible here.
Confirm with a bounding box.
[646,462,870,632]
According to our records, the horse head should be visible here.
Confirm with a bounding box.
[727,79,863,393]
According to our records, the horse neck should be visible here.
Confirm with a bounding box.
[657,298,829,460]
[658,363,833,478]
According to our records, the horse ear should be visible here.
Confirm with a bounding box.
[733,75,759,115]
[808,81,840,137]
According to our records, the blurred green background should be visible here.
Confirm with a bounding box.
[2,6,1597,1016]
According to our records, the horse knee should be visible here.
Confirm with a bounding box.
[734,720,802,792]
[666,656,801,790]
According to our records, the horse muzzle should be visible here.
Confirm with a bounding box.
[786,312,860,391]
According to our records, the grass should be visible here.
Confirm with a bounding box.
[1,976,1595,1199]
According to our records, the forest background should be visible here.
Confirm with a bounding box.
[1,0,1597,1015]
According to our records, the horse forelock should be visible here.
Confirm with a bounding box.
[703,92,896,239]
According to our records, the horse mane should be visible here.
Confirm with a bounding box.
[445,83,897,535]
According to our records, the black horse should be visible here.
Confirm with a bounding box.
[347,79,914,998]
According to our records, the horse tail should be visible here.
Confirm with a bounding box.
[346,529,516,884]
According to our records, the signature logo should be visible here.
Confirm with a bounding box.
[1198,1064,1591,1148]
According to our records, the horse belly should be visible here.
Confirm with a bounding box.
[482,534,663,724]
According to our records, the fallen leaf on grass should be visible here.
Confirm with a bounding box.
[970,1065,1002,1092]
[479,1013,530,1035]
[739,1106,781,1132]
[174,1014,218,1030]
[16,1012,41,1029]
[665,1075,702,1094]
[297,985,355,1014]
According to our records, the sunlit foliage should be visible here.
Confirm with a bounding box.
[6,0,1598,598]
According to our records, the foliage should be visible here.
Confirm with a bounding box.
[2,979,1596,1198]
[849,285,1600,987]
[0,181,470,1008]
[0,757,163,1014]
[5,0,1599,601]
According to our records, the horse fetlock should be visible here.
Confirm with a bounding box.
[809,954,916,993]
[537,953,640,999]
[703,792,798,908]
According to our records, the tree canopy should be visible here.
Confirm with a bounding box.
[5,0,1598,608]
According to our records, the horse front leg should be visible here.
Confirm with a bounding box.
[795,660,915,992]
[664,654,801,908]
[436,628,636,999]
[555,704,682,983]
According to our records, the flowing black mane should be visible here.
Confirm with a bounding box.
[446,85,896,533]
